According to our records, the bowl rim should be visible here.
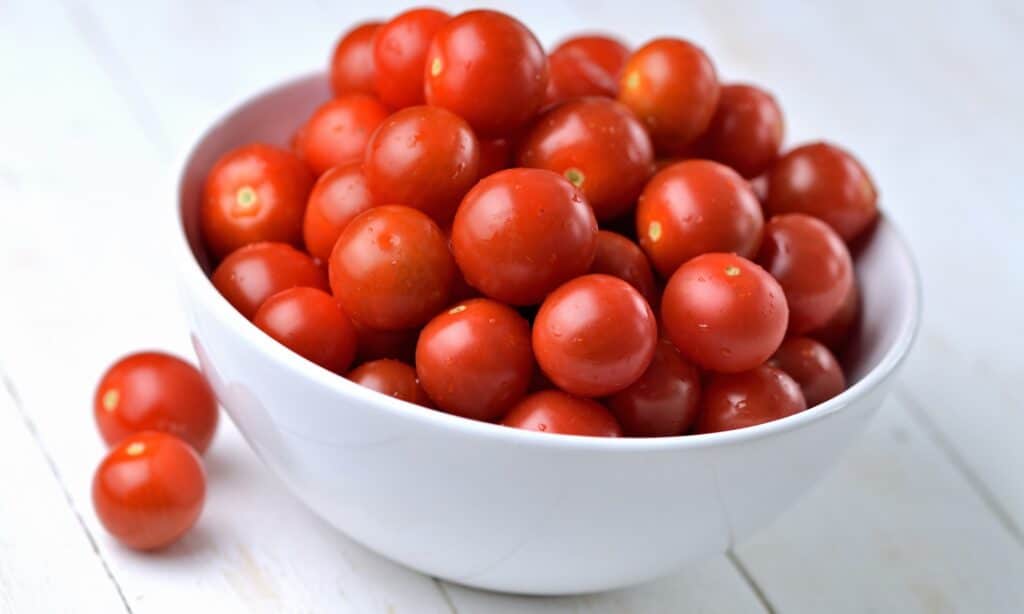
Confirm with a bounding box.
[175,71,923,453]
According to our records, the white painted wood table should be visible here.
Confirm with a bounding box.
[1,1,1022,612]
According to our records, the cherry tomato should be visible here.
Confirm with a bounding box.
[478,138,513,177]
[302,163,375,262]
[618,38,719,154]
[253,287,357,374]
[607,339,701,437]
[373,8,450,109]
[588,230,658,306]
[636,160,764,277]
[364,105,480,225]
[354,321,418,364]
[768,337,846,406]
[296,94,390,176]
[201,143,313,260]
[94,352,218,453]
[211,242,328,319]
[502,390,621,437]
[425,10,548,137]
[545,34,629,105]
[329,205,454,330]
[695,83,784,178]
[764,142,879,242]
[810,280,860,353]
[330,22,381,96]
[757,213,854,335]
[517,97,654,221]
[348,359,432,406]
[662,253,788,373]
[416,299,534,421]
[695,365,806,433]
[92,431,205,550]
[533,274,657,397]
[451,168,598,305]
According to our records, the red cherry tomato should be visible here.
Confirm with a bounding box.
[695,365,806,433]
[517,97,654,221]
[211,242,328,319]
[478,138,513,177]
[588,230,658,306]
[302,163,375,262]
[810,280,860,353]
[662,253,788,373]
[348,359,432,406]
[768,337,846,406]
[502,390,621,437]
[696,83,784,178]
[533,274,657,397]
[545,34,629,105]
[373,8,449,108]
[416,299,534,421]
[618,38,719,154]
[353,321,418,364]
[92,432,205,550]
[451,168,598,305]
[296,94,389,176]
[764,142,879,242]
[425,10,548,137]
[329,205,454,330]
[330,22,381,96]
[253,287,357,374]
[757,213,854,335]
[201,143,313,260]
[637,160,764,277]
[607,339,702,437]
[364,105,480,224]
[94,352,218,453]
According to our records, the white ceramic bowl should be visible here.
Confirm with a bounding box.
[176,73,921,596]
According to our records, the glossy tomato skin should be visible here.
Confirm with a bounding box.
[764,142,879,242]
[92,431,205,550]
[662,253,788,373]
[330,22,381,96]
[810,280,860,353]
[451,168,598,305]
[517,97,654,221]
[348,359,432,406]
[296,94,389,175]
[637,159,764,278]
[329,205,454,330]
[695,365,806,433]
[94,352,218,453]
[696,83,784,178]
[607,339,701,437]
[302,163,375,262]
[545,34,629,105]
[211,242,328,319]
[372,7,449,108]
[757,213,854,335]
[201,143,313,260]
[425,10,548,137]
[769,337,846,407]
[533,274,657,397]
[364,105,480,225]
[416,299,534,421]
[588,230,658,306]
[502,390,621,437]
[253,287,357,374]
[618,38,719,154]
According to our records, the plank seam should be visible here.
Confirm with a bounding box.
[433,579,459,614]
[726,551,777,614]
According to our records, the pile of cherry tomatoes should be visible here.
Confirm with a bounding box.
[90,7,878,550]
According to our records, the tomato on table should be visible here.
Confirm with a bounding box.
[94,352,218,453]
[302,163,375,262]
[769,337,846,406]
[502,390,621,437]
[330,21,381,96]
[695,365,806,433]
[201,143,313,260]
[416,299,534,421]
[295,94,389,175]
[607,339,701,437]
[348,359,432,407]
[253,287,357,374]
[637,159,764,277]
[211,242,328,319]
[545,34,629,105]
[92,431,206,550]
[373,7,450,108]
[425,10,548,137]
[695,83,784,178]
[588,230,658,306]
[517,97,654,221]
